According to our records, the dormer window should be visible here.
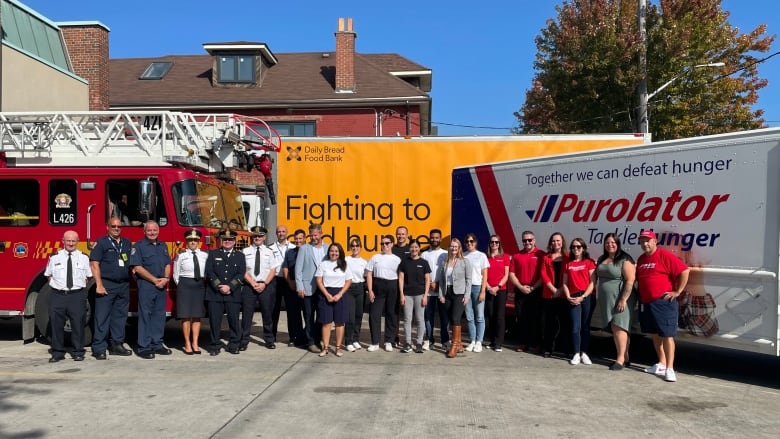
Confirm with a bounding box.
[139,61,173,80]
[218,55,255,83]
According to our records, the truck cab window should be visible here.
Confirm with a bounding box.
[0,180,40,226]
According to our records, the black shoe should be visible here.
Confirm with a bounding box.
[192,349,202,355]
[183,350,194,356]
[415,344,423,354]
[73,354,85,361]
[228,347,240,354]
[48,355,65,363]
[266,343,276,350]
[154,347,172,355]
[401,344,412,353]
[609,362,625,371]
[209,349,220,356]
[109,344,132,356]
[138,351,155,359]
[238,344,248,351]
[93,352,107,360]
[543,351,552,358]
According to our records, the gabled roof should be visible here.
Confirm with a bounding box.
[109,52,431,109]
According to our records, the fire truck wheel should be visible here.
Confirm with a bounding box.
[33,285,93,347]
[33,286,52,344]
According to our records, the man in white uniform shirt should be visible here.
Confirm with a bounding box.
[271,225,295,342]
[242,226,280,350]
[45,230,92,362]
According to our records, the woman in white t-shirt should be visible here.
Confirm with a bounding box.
[315,243,352,357]
[345,238,368,352]
[463,233,490,353]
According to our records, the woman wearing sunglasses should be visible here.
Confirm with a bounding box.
[562,238,597,365]
[463,233,489,353]
[485,235,510,352]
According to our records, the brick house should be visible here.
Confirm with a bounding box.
[105,18,432,138]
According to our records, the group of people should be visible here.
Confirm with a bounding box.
[504,228,688,382]
[45,219,690,383]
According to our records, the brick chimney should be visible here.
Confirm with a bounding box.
[335,17,356,93]
[60,22,110,111]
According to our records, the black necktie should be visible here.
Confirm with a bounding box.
[254,247,261,276]
[66,252,74,290]
[192,251,201,281]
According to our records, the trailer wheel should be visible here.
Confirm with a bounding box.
[33,285,93,347]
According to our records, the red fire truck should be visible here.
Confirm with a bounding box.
[0,111,279,343]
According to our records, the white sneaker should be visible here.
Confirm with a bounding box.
[474,341,483,353]
[346,344,356,352]
[645,363,667,375]
[570,353,581,365]
[580,353,592,365]
[494,346,503,352]
[664,368,678,382]
[352,342,362,350]
[367,344,379,352]
[422,341,430,351]
[384,342,393,352]
[465,342,475,352]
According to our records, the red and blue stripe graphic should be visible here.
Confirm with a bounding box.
[451,166,520,254]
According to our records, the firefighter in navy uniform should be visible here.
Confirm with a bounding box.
[90,217,133,360]
[205,230,245,355]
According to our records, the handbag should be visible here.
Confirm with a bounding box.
[678,291,719,337]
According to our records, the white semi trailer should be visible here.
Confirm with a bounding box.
[451,128,780,356]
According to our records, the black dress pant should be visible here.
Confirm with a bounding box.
[208,300,241,351]
[368,278,398,345]
[241,283,276,345]
[485,289,508,347]
[49,289,87,356]
[515,287,543,348]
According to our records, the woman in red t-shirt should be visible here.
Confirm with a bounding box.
[485,234,510,352]
[562,237,596,366]
[540,232,569,358]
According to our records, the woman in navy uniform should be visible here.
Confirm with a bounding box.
[173,229,208,354]
[205,230,245,355]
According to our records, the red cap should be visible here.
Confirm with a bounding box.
[639,229,656,240]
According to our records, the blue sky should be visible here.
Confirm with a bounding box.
[21,0,779,135]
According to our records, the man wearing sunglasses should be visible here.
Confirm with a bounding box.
[90,217,133,360]
[508,231,546,353]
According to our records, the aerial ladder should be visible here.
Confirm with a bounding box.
[0,111,281,194]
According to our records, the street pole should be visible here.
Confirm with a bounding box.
[637,0,649,138]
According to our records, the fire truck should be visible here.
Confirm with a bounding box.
[0,111,280,343]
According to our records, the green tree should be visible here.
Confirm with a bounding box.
[514,0,774,141]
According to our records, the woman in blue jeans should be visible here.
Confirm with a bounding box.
[463,233,489,353]
[561,238,596,365]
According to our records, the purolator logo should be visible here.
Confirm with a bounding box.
[526,190,730,223]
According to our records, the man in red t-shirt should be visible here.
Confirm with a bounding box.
[508,231,546,353]
[636,229,689,383]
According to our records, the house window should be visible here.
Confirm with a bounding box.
[140,61,173,79]
[269,122,316,137]
[218,55,255,83]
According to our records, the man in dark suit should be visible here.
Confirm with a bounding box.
[205,230,245,355]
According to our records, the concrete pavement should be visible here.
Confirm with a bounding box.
[0,316,779,438]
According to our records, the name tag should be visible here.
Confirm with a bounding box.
[118,260,125,267]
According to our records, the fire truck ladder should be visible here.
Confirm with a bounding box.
[0,111,281,173]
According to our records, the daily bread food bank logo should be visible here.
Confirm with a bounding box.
[286,144,345,163]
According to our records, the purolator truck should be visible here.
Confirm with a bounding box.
[0,111,280,342]
[452,128,780,356]
[276,134,644,253]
